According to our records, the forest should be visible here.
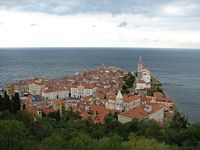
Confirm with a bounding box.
[0,91,200,150]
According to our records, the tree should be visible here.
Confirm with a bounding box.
[170,112,189,129]
[62,110,81,122]
[68,132,97,150]
[30,117,57,141]
[3,91,12,112]
[0,120,29,150]
[122,73,135,94]
[0,94,2,109]
[12,92,21,113]
[15,110,34,128]
[48,110,60,121]
[179,123,200,149]
[40,134,67,150]
[104,113,120,134]
[123,134,178,150]
[98,134,124,150]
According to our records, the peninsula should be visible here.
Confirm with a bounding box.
[2,57,175,124]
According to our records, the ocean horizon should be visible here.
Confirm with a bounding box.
[0,47,200,122]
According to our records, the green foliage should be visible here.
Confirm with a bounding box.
[48,110,60,121]
[0,95,2,109]
[69,132,97,150]
[40,133,66,150]
[0,108,200,149]
[62,110,81,122]
[0,120,29,150]
[104,113,120,134]
[147,76,164,96]
[98,134,123,150]
[123,134,178,150]
[0,92,21,113]
[30,117,57,141]
[11,93,21,113]
[170,112,189,129]
[15,110,34,128]
[122,73,135,94]
[3,91,12,112]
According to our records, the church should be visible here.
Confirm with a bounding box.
[135,56,151,95]
[105,90,141,112]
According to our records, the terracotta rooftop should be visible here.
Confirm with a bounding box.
[52,99,64,106]
[119,104,163,119]
[156,98,174,103]
[90,105,110,114]
[123,94,141,103]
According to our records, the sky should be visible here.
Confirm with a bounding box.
[0,0,200,48]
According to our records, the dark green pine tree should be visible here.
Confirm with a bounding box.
[0,94,2,110]
[3,92,12,112]
[12,93,21,113]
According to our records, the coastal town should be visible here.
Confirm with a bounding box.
[2,57,175,124]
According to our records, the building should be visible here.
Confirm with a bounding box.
[42,87,69,100]
[105,90,142,112]
[51,99,65,117]
[70,84,96,98]
[135,57,151,95]
[123,94,141,111]
[118,104,164,123]
[115,90,123,111]
[6,81,28,94]
[28,79,46,95]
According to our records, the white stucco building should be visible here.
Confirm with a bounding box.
[42,87,69,100]
[105,90,142,112]
[118,104,164,124]
[70,84,96,98]
[29,79,46,95]
[136,57,151,92]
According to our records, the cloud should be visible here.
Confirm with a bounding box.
[0,21,4,26]
[0,0,200,48]
[0,10,199,48]
[0,0,199,18]
[159,1,200,17]
[118,21,127,28]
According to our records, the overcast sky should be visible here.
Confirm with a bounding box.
[0,0,200,48]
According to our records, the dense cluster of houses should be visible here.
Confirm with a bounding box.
[4,58,175,124]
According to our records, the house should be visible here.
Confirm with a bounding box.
[118,104,164,123]
[105,90,142,112]
[105,91,116,110]
[7,81,28,94]
[28,79,46,95]
[155,98,174,107]
[42,87,69,100]
[153,92,164,98]
[51,99,65,117]
[89,105,111,124]
[123,94,141,111]
[135,57,151,94]
[70,84,96,98]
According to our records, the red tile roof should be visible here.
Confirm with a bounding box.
[119,104,163,119]
[42,108,55,115]
[123,94,141,103]
[156,98,174,103]
[52,99,64,106]
[90,105,110,114]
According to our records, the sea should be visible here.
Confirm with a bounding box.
[0,48,200,123]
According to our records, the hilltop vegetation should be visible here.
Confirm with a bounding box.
[0,106,200,150]
[147,75,165,96]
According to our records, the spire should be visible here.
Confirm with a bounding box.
[116,90,123,99]
[137,56,143,78]
[138,56,143,65]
